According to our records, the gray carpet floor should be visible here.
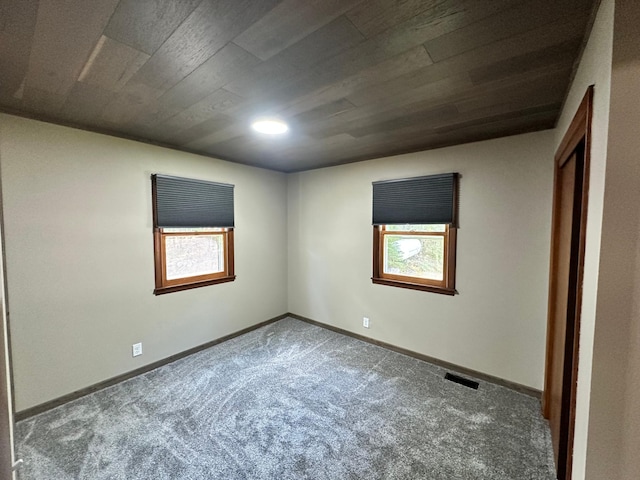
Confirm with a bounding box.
[15,317,557,479]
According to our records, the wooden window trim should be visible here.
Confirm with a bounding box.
[372,225,457,295]
[153,228,235,295]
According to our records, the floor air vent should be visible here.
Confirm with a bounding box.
[445,372,479,390]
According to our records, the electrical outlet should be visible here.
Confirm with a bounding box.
[363,317,370,328]
[132,342,143,357]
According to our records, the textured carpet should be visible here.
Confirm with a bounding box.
[15,318,556,479]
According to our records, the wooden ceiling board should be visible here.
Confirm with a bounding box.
[125,0,281,92]
[435,103,563,135]
[183,124,248,152]
[269,16,366,72]
[100,83,164,125]
[160,42,259,109]
[346,13,589,107]
[78,36,150,92]
[308,52,574,140]
[233,0,365,61]
[345,0,449,38]
[0,0,38,103]
[129,43,261,129]
[234,0,514,121]
[432,109,560,147]
[161,116,235,147]
[467,39,582,85]
[306,0,515,87]
[0,0,597,172]
[190,39,431,142]
[294,99,358,125]
[58,83,117,126]
[20,87,66,118]
[264,54,569,148]
[103,0,201,55]
[199,136,279,168]
[222,55,305,100]
[368,111,558,161]
[160,89,244,133]
[423,0,593,62]
[24,0,120,97]
[300,74,476,139]
[454,78,569,116]
[347,104,462,139]
[273,44,434,123]
[284,109,558,172]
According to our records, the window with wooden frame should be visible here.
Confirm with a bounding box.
[372,173,458,295]
[152,175,235,295]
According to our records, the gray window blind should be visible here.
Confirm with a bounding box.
[372,173,458,225]
[152,174,234,228]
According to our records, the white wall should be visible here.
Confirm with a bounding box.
[0,163,16,478]
[585,0,640,478]
[288,131,555,390]
[552,0,614,477]
[0,114,288,412]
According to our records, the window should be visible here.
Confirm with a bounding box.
[373,224,456,294]
[155,227,234,291]
[152,175,235,295]
[372,174,458,295]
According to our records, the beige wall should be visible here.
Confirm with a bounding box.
[0,114,288,411]
[552,0,614,477]
[0,163,16,477]
[288,131,555,389]
[585,0,640,478]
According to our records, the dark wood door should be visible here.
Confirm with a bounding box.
[546,151,582,475]
[543,87,592,480]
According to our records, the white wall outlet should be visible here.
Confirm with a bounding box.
[132,342,142,357]
[363,317,370,328]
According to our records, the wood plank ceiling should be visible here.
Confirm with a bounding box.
[0,0,596,172]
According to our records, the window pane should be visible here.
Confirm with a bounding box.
[165,234,224,280]
[384,234,444,281]
[162,227,224,233]
[385,224,446,232]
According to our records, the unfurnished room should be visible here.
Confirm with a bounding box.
[0,1,639,479]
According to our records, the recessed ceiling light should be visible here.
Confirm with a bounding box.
[251,119,289,135]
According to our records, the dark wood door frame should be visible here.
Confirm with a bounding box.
[542,86,593,480]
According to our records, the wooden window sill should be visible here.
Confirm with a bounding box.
[371,277,457,296]
[154,275,236,295]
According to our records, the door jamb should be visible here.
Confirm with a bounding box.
[542,85,593,479]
